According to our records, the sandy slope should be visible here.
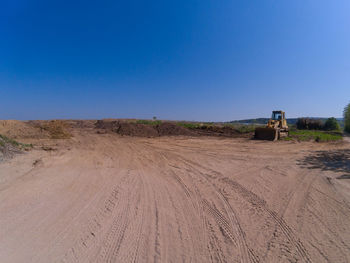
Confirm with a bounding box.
[0,127,350,263]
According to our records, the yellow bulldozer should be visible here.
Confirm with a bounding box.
[254,110,289,141]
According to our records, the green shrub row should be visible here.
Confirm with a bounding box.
[344,103,350,133]
[296,117,340,131]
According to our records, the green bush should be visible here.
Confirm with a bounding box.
[0,134,20,147]
[0,134,33,149]
[296,118,323,130]
[324,117,340,131]
[344,103,350,133]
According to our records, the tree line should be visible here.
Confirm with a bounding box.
[344,103,350,133]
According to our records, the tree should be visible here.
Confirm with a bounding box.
[324,117,340,131]
[296,118,323,130]
[344,103,350,133]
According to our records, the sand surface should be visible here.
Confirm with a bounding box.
[0,125,350,262]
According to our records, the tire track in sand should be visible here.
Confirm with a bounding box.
[221,176,312,263]
[60,169,132,263]
[96,172,141,263]
[165,153,255,263]
[183,154,311,262]
[161,151,234,262]
[177,155,311,263]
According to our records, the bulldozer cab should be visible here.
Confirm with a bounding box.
[272,111,283,121]
[270,111,287,128]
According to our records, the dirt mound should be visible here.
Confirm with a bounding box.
[27,120,72,139]
[95,120,251,138]
[0,120,49,139]
[95,120,161,137]
[118,122,159,137]
[195,125,250,137]
[95,119,115,131]
[95,120,195,137]
[65,120,96,129]
[156,122,196,136]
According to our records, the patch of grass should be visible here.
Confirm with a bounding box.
[0,134,20,147]
[287,129,342,142]
[136,119,162,126]
[40,120,71,139]
[0,134,33,149]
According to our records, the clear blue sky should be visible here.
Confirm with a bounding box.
[1,0,349,121]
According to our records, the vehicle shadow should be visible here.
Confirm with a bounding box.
[297,149,350,179]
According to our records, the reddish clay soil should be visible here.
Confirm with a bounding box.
[0,120,350,263]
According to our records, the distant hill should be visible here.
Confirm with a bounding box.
[230,117,344,127]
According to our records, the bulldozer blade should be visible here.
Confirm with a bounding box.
[254,127,278,141]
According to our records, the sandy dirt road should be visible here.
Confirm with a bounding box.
[0,127,350,263]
